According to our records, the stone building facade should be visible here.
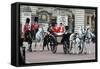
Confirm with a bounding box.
[20,5,96,33]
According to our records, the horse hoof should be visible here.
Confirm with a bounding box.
[84,52,87,54]
[28,49,32,52]
[29,50,32,52]
[79,52,82,54]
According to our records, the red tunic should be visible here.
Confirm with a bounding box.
[57,26,64,33]
[24,24,30,33]
[53,26,58,33]
[31,23,39,30]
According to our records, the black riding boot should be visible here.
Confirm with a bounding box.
[28,44,32,52]
[47,44,49,51]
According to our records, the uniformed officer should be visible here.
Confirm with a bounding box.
[23,18,32,52]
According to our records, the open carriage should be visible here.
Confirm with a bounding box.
[46,32,72,54]
[47,31,93,54]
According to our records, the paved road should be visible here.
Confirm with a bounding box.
[25,42,96,63]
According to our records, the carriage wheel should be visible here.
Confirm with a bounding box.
[51,45,57,54]
[50,42,57,54]
[63,41,69,54]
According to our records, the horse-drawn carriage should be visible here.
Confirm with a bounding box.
[43,32,72,54]
[22,26,95,55]
[44,29,95,54]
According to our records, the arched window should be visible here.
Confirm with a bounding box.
[37,11,51,23]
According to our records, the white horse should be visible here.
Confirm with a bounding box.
[83,29,95,54]
[77,26,86,54]
[34,27,44,50]
[69,26,95,54]
[69,26,86,54]
[70,33,81,54]
[69,33,75,50]
[78,26,95,54]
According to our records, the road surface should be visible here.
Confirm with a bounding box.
[25,42,96,63]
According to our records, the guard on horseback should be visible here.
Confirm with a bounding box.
[24,18,32,52]
[31,21,39,40]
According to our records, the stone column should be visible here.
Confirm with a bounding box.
[72,9,85,33]
[89,15,92,29]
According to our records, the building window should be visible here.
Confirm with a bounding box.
[37,11,51,23]
[87,16,89,24]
